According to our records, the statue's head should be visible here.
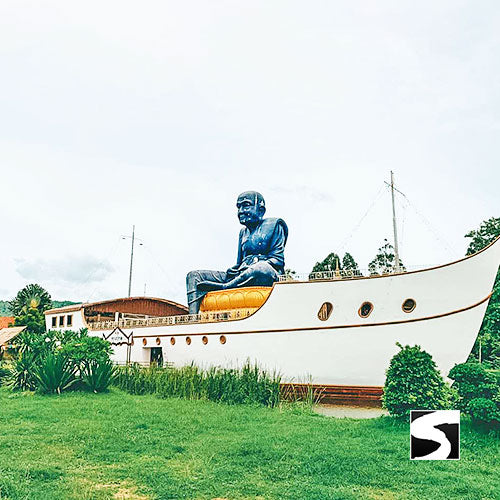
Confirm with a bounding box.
[236,191,266,228]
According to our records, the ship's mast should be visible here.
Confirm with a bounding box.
[390,171,401,273]
[128,225,135,297]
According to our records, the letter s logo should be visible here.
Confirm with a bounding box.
[410,410,460,460]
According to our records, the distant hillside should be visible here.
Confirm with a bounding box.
[52,300,81,309]
[0,300,80,316]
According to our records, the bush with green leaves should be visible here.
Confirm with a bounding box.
[5,351,39,391]
[466,398,499,424]
[5,328,114,395]
[448,363,497,402]
[15,329,57,358]
[34,353,78,394]
[81,359,115,393]
[448,362,499,425]
[0,363,10,385]
[383,343,455,419]
[60,334,112,371]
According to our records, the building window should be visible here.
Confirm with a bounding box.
[402,298,416,313]
[51,316,57,328]
[59,316,65,327]
[317,302,333,321]
[358,302,373,318]
[66,315,73,327]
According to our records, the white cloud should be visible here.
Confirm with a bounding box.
[15,256,114,285]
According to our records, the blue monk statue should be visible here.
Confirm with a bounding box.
[186,191,288,314]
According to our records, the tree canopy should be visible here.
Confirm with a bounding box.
[465,217,500,256]
[368,239,405,276]
[8,284,52,316]
[465,217,500,368]
[311,252,360,275]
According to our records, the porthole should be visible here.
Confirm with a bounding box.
[131,338,134,346]
[220,335,226,344]
[402,298,416,313]
[186,336,191,345]
[202,336,208,345]
[156,337,161,345]
[317,302,333,321]
[142,338,147,346]
[170,337,175,345]
[358,302,373,318]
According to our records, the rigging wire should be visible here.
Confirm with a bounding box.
[337,183,386,253]
[140,243,183,299]
[70,236,122,302]
[84,234,140,302]
[393,189,456,255]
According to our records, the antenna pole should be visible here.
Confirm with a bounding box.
[128,225,135,297]
[390,172,401,273]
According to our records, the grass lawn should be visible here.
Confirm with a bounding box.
[0,388,498,500]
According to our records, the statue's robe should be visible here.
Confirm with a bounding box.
[186,218,288,313]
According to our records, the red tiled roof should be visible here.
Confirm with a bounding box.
[0,317,14,329]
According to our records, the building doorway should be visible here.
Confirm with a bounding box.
[150,347,163,367]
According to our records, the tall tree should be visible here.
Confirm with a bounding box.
[311,252,342,273]
[311,252,361,277]
[8,284,52,317]
[14,309,46,335]
[465,217,500,256]
[342,252,361,275]
[465,217,500,367]
[368,239,405,276]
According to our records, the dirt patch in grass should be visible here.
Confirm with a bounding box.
[94,481,150,499]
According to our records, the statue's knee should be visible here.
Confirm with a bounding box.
[186,270,200,285]
[252,261,273,280]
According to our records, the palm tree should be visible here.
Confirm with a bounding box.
[8,284,52,316]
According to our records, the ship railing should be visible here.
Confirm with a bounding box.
[89,307,257,331]
[279,265,420,282]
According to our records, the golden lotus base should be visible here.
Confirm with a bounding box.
[200,286,272,312]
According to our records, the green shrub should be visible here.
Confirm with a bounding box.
[383,344,455,419]
[448,363,497,403]
[6,328,114,395]
[466,398,500,424]
[15,330,56,358]
[5,351,38,391]
[448,362,500,425]
[34,354,78,394]
[0,363,10,385]
[60,334,112,371]
[81,359,115,393]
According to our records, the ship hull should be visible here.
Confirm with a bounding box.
[94,237,500,386]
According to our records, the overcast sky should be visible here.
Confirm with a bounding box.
[1,1,498,306]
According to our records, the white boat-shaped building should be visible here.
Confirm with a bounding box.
[45,237,500,394]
